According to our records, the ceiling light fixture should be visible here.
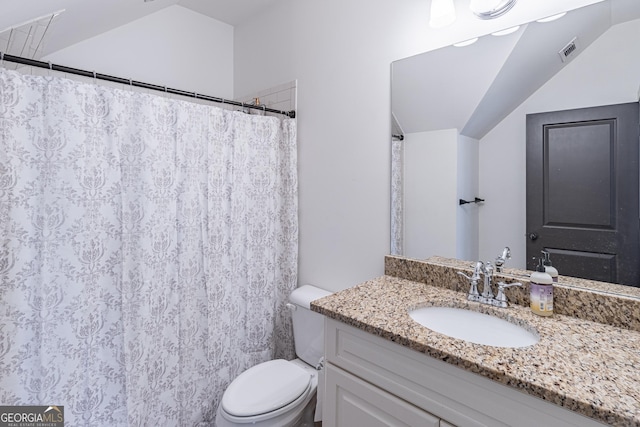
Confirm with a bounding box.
[536,12,567,23]
[429,0,456,28]
[491,25,521,36]
[453,38,479,47]
[470,0,518,20]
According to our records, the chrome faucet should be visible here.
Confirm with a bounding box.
[495,246,511,273]
[479,261,495,304]
[458,259,522,308]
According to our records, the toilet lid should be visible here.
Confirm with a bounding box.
[221,359,312,417]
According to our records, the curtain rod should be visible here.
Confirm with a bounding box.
[0,52,296,119]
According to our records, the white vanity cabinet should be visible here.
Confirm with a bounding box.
[322,318,606,427]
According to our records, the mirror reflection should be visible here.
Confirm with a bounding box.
[391,0,640,288]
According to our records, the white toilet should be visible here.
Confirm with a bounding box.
[215,285,331,427]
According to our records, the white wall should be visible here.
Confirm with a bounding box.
[457,134,479,262]
[233,0,437,292]
[404,130,458,260]
[479,17,640,269]
[232,0,601,293]
[401,130,479,262]
[45,5,234,98]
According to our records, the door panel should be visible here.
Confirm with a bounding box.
[543,248,616,284]
[545,123,613,228]
[526,102,639,286]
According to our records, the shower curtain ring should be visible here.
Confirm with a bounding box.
[92,70,97,84]
[0,52,4,68]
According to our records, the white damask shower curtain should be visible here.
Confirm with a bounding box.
[0,68,297,426]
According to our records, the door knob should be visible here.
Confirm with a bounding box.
[528,232,538,241]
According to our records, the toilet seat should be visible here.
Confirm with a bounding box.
[220,359,312,423]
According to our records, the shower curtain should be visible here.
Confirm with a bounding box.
[0,69,298,426]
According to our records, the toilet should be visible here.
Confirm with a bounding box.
[215,285,332,427]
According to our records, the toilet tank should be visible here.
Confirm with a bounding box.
[288,285,332,367]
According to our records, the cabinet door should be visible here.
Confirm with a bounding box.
[324,363,439,427]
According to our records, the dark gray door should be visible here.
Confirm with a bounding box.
[526,102,639,286]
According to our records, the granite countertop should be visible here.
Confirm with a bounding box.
[311,258,640,427]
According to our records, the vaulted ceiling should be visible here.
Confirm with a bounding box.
[1,0,609,63]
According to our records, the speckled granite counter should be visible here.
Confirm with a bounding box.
[387,255,640,331]
[311,256,640,426]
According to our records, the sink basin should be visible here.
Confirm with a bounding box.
[409,306,538,348]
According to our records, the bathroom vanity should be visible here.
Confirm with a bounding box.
[311,256,640,426]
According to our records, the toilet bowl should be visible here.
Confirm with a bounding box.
[215,285,331,427]
[215,359,318,427]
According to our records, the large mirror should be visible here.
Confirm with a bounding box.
[391,0,640,288]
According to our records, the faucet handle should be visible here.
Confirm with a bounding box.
[457,271,472,281]
[494,281,523,307]
[457,271,481,301]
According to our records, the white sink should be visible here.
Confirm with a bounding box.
[409,306,539,348]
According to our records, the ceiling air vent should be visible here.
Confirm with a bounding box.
[558,37,579,63]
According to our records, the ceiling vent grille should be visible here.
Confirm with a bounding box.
[559,37,579,63]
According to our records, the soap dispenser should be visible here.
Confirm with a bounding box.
[530,257,553,317]
[542,250,558,283]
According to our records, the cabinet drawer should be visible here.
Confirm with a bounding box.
[324,363,440,427]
